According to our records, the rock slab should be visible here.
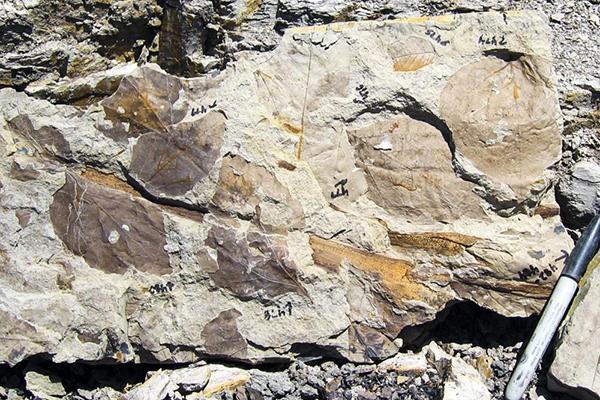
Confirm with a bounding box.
[0,10,571,367]
[549,258,600,399]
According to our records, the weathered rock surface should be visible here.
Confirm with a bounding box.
[549,257,600,399]
[0,10,571,372]
[427,342,492,400]
[0,0,162,88]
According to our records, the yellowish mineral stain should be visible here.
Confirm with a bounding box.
[513,79,521,100]
[81,169,140,196]
[309,235,427,301]
[201,372,250,397]
[566,250,600,317]
[236,0,262,25]
[114,351,125,363]
[476,355,494,379]
[268,114,303,135]
[458,276,552,298]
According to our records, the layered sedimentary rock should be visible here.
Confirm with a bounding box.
[0,11,571,367]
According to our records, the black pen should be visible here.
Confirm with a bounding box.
[505,213,600,400]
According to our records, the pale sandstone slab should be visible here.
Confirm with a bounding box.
[0,11,570,367]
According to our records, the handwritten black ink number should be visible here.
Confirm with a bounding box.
[425,29,450,46]
[518,263,559,284]
[149,282,174,295]
[331,178,349,199]
[353,84,369,103]
[264,301,293,321]
[518,265,539,281]
[190,100,218,116]
[478,34,507,46]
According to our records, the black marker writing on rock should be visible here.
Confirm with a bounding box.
[353,84,369,104]
[264,301,293,321]
[478,34,507,46]
[149,282,174,295]
[191,100,218,116]
[425,28,450,46]
[331,178,349,199]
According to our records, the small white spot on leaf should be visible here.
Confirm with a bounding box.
[108,230,120,244]
[374,134,393,151]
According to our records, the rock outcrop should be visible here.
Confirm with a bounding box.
[0,7,571,374]
[0,0,162,88]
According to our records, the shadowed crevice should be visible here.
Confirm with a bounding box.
[399,300,538,350]
[120,162,209,213]
[483,49,525,62]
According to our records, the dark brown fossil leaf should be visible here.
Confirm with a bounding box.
[50,173,171,275]
[347,117,486,222]
[201,309,248,359]
[204,224,305,302]
[10,161,40,181]
[348,323,399,363]
[128,111,225,198]
[8,115,72,160]
[211,154,304,231]
[101,66,187,133]
[0,309,43,365]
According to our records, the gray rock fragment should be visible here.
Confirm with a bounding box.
[25,63,139,105]
[170,366,211,394]
[549,263,600,399]
[557,160,600,227]
[443,356,492,400]
[73,387,123,400]
[124,370,174,400]
[0,0,162,87]
[24,371,66,400]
